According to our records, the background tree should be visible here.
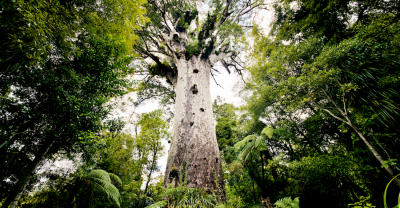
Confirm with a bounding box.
[0,0,147,205]
[15,110,169,208]
[213,97,238,164]
[135,110,169,208]
[236,0,400,206]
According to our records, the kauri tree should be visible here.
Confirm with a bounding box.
[133,0,272,198]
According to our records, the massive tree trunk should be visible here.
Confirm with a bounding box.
[134,0,263,199]
[164,57,225,198]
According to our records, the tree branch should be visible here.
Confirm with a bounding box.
[211,69,224,89]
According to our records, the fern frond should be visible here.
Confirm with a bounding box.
[238,143,253,161]
[255,135,267,151]
[92,178,122,207]
[88,169,112,183]
[109,173,123,188]
[261,126,274,139]
[274,196,300,208]
[235,135,257,151]
[229,160,244,175]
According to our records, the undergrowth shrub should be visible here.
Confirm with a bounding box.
[274,197,299,208]
[147,186,218,208]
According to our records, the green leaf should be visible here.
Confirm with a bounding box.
[234,135,256,151]
[261,126,274,139]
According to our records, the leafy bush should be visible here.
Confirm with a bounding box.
[274,197,299,208]
[348,196,376,208]
[148,186,219,208]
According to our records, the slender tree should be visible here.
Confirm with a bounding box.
[133,0,273,197]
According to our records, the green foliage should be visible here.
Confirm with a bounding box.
[94,132,144,206]
[213,97,239,163]
[261,127,274,139]
[145,201,168,208]
[274,197,299,208]
[96,110,169,207]
[161,186,219,208]
[235,127,273,160]
[18,109,169,208]
[0,0,146,205]
[0,31,134,206]
[384,174,400,208]
[185,40,201,60]
[240,1,400,207]
[349,196,376,208]
[83,169,123,207]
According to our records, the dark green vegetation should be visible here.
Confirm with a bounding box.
[0,0,147,207]
[1,0,400,207]
[214,0,400,207]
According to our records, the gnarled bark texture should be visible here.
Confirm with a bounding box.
[164,57,225,198]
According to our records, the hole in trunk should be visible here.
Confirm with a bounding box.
[193,69,199,73]
[169,166,178,179]
[200,108,204,112]
[190,122,194,126]
[191,84,198,94]
[203,158,206,160]
[168,140,171,143]
[216,158,219,163]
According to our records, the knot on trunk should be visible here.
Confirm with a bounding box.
[191,84,198,94]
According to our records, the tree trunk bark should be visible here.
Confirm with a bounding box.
[1,137,56,208]
[322,106,398,180]
[164,57,225,200]
[141,145,159,208]
[348,122,396,176]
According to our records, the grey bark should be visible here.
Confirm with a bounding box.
[349,122,396,176]
[320,88,398,178]
[164,57,225,199]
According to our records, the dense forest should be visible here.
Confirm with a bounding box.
[1,0,400,207]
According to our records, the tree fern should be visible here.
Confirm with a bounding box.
[235,127,274,161]
[68,169,123,207]
[90,177,122,207]
[109,173,123,188]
